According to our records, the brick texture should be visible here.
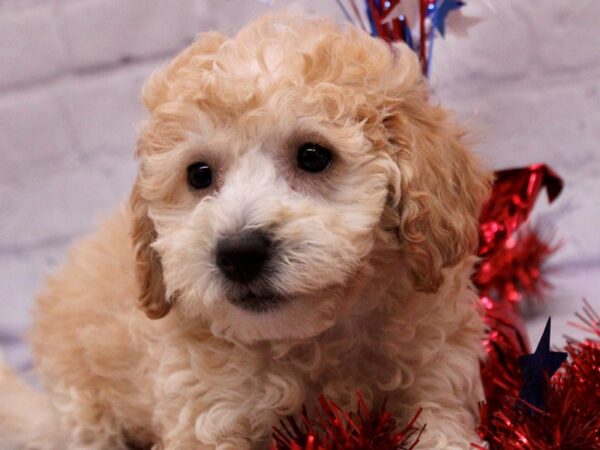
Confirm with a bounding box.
[0,6,66,89]
[59,0,198,70]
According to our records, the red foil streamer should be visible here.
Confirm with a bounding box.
[475,164,563,351]
[478,164,563,257]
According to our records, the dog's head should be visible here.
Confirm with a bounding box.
[130,14,490,343]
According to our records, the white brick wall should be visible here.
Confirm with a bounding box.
[1,0,599,370]
[0,5,66,89]
[59,0,199,69]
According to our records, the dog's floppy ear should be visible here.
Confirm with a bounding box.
[128,32,227,319]
[381,48,491,292]
[386,106,491,292]
[130,179,171,319]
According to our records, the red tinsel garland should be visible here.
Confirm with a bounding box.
[271,394,424,450]
[474,227,557,306]
[476,164,563,353]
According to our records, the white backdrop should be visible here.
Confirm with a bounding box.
[1,0,599,372]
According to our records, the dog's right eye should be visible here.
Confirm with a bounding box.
[297,143,332,173]
[187,162,213,189]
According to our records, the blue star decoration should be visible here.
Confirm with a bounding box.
[432,0,465,37]
[518,317,567,411]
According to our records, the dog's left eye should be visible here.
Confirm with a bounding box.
[187,162,213,189]
[297,143,332,173]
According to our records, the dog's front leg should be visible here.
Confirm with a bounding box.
[154,403,277,450]
[51,389,129,450]
[155,436,251,450]
[392,341,485,449]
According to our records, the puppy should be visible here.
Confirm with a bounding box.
[2,13,491,450]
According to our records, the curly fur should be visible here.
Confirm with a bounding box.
[0,13,491,450]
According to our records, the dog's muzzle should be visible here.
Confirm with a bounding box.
[216,230,283,312]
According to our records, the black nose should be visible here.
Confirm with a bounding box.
[216,230,272,284]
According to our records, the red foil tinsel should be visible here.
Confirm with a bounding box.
[474,227,557,306]
[475,165,598,448]
[271,394,423,450]
[476,164,563,352]
[478,164,563,258]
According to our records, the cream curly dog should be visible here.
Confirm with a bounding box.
[0,13,491,450]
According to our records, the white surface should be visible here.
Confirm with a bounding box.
[0,0,599,373]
